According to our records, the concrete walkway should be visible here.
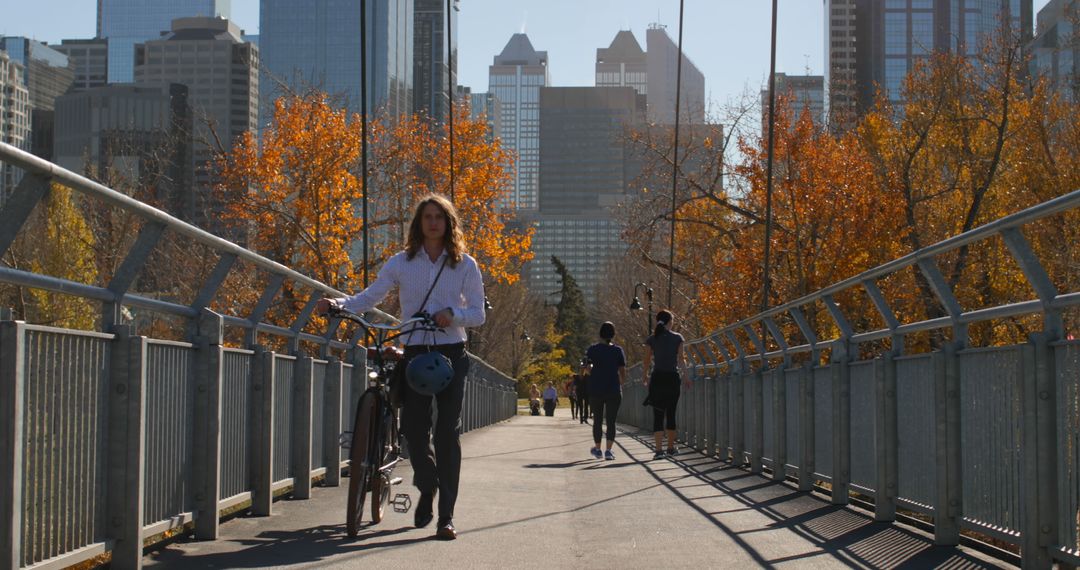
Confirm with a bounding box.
[144,408,1013,569]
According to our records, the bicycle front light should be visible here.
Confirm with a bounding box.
[368,371,379,379]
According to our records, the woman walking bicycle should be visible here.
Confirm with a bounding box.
[642,310,688,460]
[317,194,485,540]
[584,322,626,460]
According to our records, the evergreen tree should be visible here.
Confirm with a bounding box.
[551,256,591,366]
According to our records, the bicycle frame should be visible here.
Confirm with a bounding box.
[331,307,438,534]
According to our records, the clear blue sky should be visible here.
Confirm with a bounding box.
[8,1,1054,111]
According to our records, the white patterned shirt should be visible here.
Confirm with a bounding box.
[333,249,485,346]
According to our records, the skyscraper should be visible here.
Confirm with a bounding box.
[645,24,705,125]
[0,52,30,204]
[527,86,644,303]
[1030,0,1079,102]
[826,0,1033,120]
[489,33,549,211]
[259,0,413,126]
[596,30,648,95]
[54,83,193,214]
[52,39,110,90]
[134,17,257,232]
[469,91,502,142]
[762,73,825,129]
[97,0,231,83]
[0,37,76,161]
[414,0,458,124]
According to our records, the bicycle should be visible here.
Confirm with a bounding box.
[330,306,438,537]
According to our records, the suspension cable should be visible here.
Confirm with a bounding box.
[361,0,370,287]
[446,0,455,203]
[668,0,686,308]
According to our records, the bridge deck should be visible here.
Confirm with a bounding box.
[144,408,1012,569]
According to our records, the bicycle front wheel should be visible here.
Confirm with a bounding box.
[346,391,377,537]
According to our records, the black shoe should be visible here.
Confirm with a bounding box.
[435,517,457,540]
[414,492,434,528]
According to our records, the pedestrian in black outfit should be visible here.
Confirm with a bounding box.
[585,322,626,460]
[566,375,578,420]
[642,310,688,460]
[575,365,590,424]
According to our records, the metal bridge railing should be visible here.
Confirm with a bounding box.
[0,142,519,570]
[620,189,1080,569]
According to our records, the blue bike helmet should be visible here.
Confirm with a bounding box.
[405,351,454,395]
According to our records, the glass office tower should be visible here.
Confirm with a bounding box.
[489,33,549,212]
[826,0,1032,119]
[260,0,413,126]
[97,0,230,83]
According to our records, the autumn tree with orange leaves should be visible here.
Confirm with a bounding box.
[621,32,1080,353]
[216,91,533,335]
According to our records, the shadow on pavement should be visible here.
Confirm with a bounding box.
[616,430,1011,569]
[145,523,434,568]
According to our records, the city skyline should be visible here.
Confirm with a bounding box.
[10,1,1054,116]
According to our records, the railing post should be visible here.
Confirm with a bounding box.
[1022,333,1058,568]
[772,366,787,482]
[323,357,344,487]
[193,310,224,539]
[292,356,314,499]
[250,347,275,516]
[732,364,745,465]
[750,366,764,474]
[874,356,898,521]
[933,344,961,545]
[799,363,815,491]
[0,320,25,570]
[106,326,146,570]
[831,339,851,505]
[716,370,728,461]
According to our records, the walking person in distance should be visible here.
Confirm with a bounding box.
[585,322,626,460]
[316,194,485,540]
[642,310,688,460]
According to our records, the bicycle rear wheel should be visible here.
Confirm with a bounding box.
[369,401,396,523]
[346,391,377,537]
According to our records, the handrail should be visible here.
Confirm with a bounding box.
[684,188,1080,359]
[0,140,395,343]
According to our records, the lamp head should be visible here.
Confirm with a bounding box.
[629,297,643,311]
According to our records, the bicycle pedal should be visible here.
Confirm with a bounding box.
[392,493,411,513]
[338,432,352,448]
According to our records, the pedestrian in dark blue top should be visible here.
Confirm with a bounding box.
[584,322,626,460]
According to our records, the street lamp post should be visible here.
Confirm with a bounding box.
[629,282,654,339]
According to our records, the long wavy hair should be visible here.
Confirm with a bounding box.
[405,194,464,266]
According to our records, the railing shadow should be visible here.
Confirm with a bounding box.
[617,431,1011,569]
[145,522,433,568]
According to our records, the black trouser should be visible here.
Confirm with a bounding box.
[568,395,577,418]
[650,372,681,432]
[543,398,556,416]
[576,389,589,423]
[590,393,622,444]
[400,343,468,519]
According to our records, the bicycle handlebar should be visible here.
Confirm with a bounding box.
[327,305,440,335]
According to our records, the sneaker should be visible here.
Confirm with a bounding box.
[665,447,678,457]
[604,450,615,461]
[590,447,602,459]
[653,451,666,460]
